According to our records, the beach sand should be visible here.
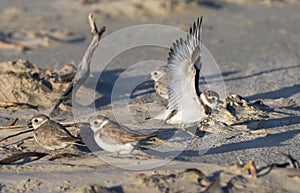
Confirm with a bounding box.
[0,0,299,192]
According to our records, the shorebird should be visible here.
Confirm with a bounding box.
[31,114,83,153]
[89,115,156,154]
[155,17,219,136]
[150,65,168,99]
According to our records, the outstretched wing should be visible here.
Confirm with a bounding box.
[167,17,203,112]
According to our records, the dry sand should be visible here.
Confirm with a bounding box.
[0,0,299,192]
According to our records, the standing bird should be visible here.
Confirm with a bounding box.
[89,115,156,154]
[155,17,219,135]
[31,114,83,153]
[150,65,169,99]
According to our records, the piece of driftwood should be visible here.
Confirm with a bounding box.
[0,102,38,109]
[202,174,221,193]
[243,160,257,178]
[0,152,48,164]
[9,118,18,126]
[0,129,34,143]
[2,136,33,148]
[0,123,31,130]
[0,120,78,130]
[48,153,81,161]
[50,13,106,116]
[0,40,30,51]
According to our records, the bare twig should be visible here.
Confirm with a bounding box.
[2,136,34,148]
[48,153,81,161]
[0,123,31,130]
[0,40,30,51]
[243,160,257,178]
[0,120,78,130]
[0,129,34,143]
[0,152,48,164]
[50,13,106,116]
[0,102,38,109]
[9,118,18,126]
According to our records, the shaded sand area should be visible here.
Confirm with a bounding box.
[0,0,299,192]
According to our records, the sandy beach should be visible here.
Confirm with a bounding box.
[0,0,299,192]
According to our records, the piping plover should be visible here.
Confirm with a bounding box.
[155,17,219,127]
[89,115,156,154]
[31,114,83,152]
[150,65,168,99]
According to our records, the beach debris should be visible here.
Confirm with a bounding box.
[0,120,77,130]
[202,174,222,193]
[0,129,33,143]
[50,13,106,116]
[226,175,248,190]
[0,102,38,110]
[8,118,18,126]
[0,59,77,109]
[277,151,300,169]
[268,151,300,169]
[243,160,257,178]
[216,95,269,128]
[260,152,300,178]
[48,153,81,161]
[0,152,82,164]
[0,39,29,51]
[129,168,222,192]
[0,152,48,164]
[200,94,287,137]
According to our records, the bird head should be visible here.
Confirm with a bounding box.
[31,114,50,129]
[88,115,109,131]
[200,90,220,109]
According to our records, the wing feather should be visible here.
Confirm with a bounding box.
[167,17,203,112]
[102,122,155,144]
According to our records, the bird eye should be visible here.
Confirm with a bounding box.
[34,119,38,123]
[93,121,98,125]
[154,72,158,75]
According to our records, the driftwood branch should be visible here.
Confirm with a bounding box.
[0,152,48,164]
[0,40,30,51]
[2,136,34,148]
[0,102,38,110]
[50,13,106,116]
[0,120,78,130]
[9,118,18,126]
[0,152,82,164]
[0,129,34,143]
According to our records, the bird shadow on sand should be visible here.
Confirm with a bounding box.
[247,84,300,101]
[77,68,159,109]
[89,68,240,109]
[205,64,300,84]
[173,128,300,161]
[161,107,300,161]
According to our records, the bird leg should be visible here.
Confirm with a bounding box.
[181,127,199,138]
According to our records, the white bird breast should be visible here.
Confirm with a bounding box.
[92,129,137,154]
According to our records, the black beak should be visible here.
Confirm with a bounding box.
[218,99,224,104]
